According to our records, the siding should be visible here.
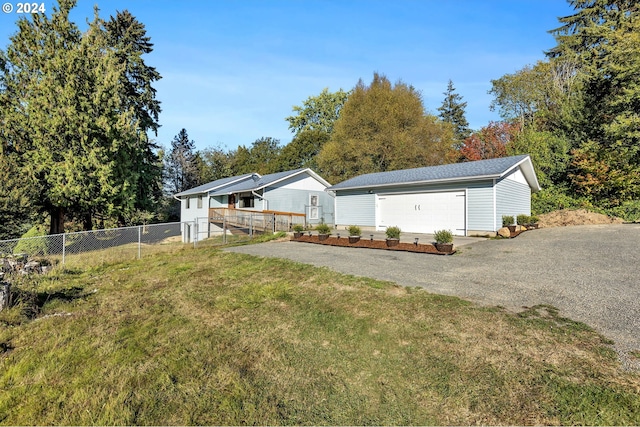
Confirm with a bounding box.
[335,191,376,226]
[496,171,531,226]
[264,187,335,224]
[466,181,495,231]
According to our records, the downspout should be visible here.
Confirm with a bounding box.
[252,190,267,210]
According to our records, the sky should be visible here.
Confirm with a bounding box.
[0,0,576,152]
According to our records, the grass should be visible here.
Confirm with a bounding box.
[1,242,639,425]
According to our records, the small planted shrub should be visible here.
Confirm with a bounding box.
[293,224,304,233]
[529,215,539,224]
[315,223,331,235]
[433,229,453,244]
[347,225,361,236]
[502,215,515,227]
[517,214,530,226]
[385,226,401,240]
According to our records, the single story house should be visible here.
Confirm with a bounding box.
[326,155,540,236]
[174,168,334,242]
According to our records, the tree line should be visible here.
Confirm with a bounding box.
[2,0,639,240]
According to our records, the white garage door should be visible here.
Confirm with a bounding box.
[377,191,466,235]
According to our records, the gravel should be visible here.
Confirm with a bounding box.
[224,224,640,369]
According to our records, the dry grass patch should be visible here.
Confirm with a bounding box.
[0,246,639,425]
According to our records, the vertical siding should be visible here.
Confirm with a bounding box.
[496,175,531,226]
[466,181,495,231]
[179,195,210,242]
[335,191,376,226]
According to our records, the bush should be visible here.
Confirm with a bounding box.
[529,214,539,224]
[385,226,401,239]
[502,215,514,227]
[433,229,453,244]
[13,224,49,256]
[347,225,361,236]
[315,223,331,235]
[516,214,530,225]
[292,224,304,233]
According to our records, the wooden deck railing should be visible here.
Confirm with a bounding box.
[209,208,306,233]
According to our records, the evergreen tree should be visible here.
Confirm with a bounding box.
[549,0,640,208]
[0,1,163,233]
[437,80,471,144]
[165,129,199,194]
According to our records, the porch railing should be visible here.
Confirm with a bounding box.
[209,208,306,233]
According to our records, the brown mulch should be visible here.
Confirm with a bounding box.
[290,235,455,255]
[537,209,624,228]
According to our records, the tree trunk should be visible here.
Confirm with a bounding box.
[49,207,65,235]
[83,211,93,231]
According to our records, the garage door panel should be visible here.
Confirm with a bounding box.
[378,192,465,235]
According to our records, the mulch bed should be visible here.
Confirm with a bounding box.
[291,235,455,255]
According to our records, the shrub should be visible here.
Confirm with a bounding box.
[433,229,453,244]
[502,215,514,227]
[13,224,50,256]
[347,225,361,236]
[292,224,304,233]
[516,214,530,225]
[529,214,539,224]
[315,223,331,235]
[385,226,401,239]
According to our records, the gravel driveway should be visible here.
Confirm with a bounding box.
[225,224,640,368]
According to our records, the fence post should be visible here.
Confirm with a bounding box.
[250,213,253,238]
[62,233,66,265]
[223,216,227,244]
[138,226,142,259]
[193,221,198,249]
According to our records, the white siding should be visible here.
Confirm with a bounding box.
[275,173,327,191]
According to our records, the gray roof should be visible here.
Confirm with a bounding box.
[208,168,307,196]
[174,168,330,198]
[327,155,540,191]
[173,173,253,197]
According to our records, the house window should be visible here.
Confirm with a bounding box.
[197,195,203,209]
[186,197,190,209]
[239,193,255,208]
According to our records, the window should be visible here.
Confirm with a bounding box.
[186,197,190,209]
[239,193,255,208]
[197,195,203,209]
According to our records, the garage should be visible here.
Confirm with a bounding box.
[377,191,466,235]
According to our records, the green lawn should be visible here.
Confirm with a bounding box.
[1,242,639,425]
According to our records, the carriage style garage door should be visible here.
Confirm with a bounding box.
[377,191,466,235]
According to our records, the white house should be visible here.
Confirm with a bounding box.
[326,155,540,237]
[174,168,334,242]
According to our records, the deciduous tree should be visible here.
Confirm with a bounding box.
[285,88,349,136]
[317,73,454,183]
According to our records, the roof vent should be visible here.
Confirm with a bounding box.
[251,173,260,181]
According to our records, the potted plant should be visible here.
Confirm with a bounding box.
[517,214,530,232]
[528,214,540,229]
[385,226,401,247]
[292,224,304,238]
[502,215,516,233]
[433,229,454,253]
[347,225,361,243]
[315,223,331,241]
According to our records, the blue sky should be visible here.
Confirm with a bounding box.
[0,1,576,152]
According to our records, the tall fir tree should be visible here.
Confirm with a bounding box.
[437,80,471,146]
[165,129,200,194]
[0,0,163,233]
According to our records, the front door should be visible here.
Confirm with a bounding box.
[228,194,236,209]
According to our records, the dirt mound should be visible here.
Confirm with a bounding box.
[537,209,624,228]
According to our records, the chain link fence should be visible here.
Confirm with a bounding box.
[0,223,185,268]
